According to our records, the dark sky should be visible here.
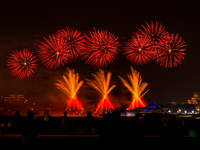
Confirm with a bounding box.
[0,0,199,106]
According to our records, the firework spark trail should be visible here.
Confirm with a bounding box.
[86,69,116,112]
[137,21,168,58]
[118,67,149,110]
[82,28,120,68]
[55,68,84,111]
[157,33,187,68]
[7,49,38,79]
[38,34,69,69]
[123,33,154,65]
[55,27,86,61]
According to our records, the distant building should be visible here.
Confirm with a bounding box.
[2,94,28,104]
[171,102,177,105]
[163,102,196,113]
[0,94,31,115]
[188,93,200,105]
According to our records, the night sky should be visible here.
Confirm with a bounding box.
[0,1,199,108]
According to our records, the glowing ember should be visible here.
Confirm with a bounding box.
[55,68,84,111]
[86,69,116,112]
[118,67,149,110]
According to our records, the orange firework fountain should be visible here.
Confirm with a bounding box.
[118,67,149,110]
[86,69,116,113]
[56,68,84,111]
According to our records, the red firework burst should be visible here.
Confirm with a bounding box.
[138,21,168,57]
[55,27,86,61]
[7,49,37,79]
[82,28,120,67]
[123,33,154,65]
[156,33,187,68]
[38,34,69,69]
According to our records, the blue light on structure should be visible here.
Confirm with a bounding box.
[147,99,156,109]
[146,106,155,109]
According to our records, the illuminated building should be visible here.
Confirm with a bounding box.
[163,102,196,114]
[0,94,31,115]
[3,94,26,104]
[188,93,200,105]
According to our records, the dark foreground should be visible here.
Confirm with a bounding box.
[1,111,200,146]
[0,134,199,147]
